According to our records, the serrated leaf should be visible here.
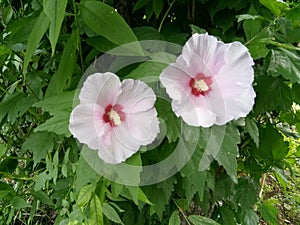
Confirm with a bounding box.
[79,1,139,46]
[89,195,103,225]
[45,30,78,97]
[219,207,236,225]
[247,42,269,60]
[244,118,259,147]
[77,184,95,208]
[254,76,293,114]
[169,210,180,225]
[239,208,259,225]
[102,202,124,225]
[188,215,220,225]
[180,147,206,203]
[74,155,99,195]
[267,48,300,83]
[0,93,35,123]
[256,124,289,162]
[243,7,261,41]
[142,185,169,220]
[258,201,279,225]
[34,112,71,137]
[235,177,259,208]
[34,91,75,115]
[32,190,54,206]
[34,91,75,137]
[11,196,31,209]
[199,125,240,183]
[22,132,55,166]
[155,99,180,142]
[43,0,68,55]
[23,10,49,74]
[34,172,49,191]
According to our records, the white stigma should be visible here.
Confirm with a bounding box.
[108,110,122,126]
[194,79,209,91]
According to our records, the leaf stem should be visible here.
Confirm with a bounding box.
[172,198,192,225]
[158,0,176,32]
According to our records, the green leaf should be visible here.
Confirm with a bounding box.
[0,93,36,123]
[244,118,259,148]
[138,188,153,205]
[74,155,99,195]
[254,76,293,114]
[86,36,118,53]
[43,0,68,55]
[236,14,262,23]
[32,190,54,206]
[219,207,236,225]
[133,0,151,12]
[266,48,300,83]
[102,202,124,225]
[190,24,207,34]
[180,147,206,203]
[45,30,78,97]
[126,61,168,80]
[247,42,269,60]
[155,99,180,142]
[235,177,259,208]
[188,215,220,225]
[239,208,259,225]
[200,125,240,183]
[22,132,55,166]
[11,196,31,209]
[34,172,49,191]
[34,91,75,115]
[89,195,103,225]
[259,0,289,16]
[286,4,300,27]
[243,7,262,41]
[34,112,71,137]
[0,182,15,200]
[79,1,139,46]
[133,26,164,40]
[153,0,164,18]
[34,91,75,137]
[169,210,180,225]
[77,184,95,208]
[258,201,279,225]
[23,10,50,74]
[256,124,289,162]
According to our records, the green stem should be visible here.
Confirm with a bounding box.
[0,171,34,180]
[173,198,192,225]
[158,0,176,32]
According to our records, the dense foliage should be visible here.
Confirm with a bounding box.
[0,0,300,224]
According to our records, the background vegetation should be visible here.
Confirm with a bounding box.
[0,0,300,224]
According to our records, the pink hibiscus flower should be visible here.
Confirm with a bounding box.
[69,72,160,164]
[160,33,255,127]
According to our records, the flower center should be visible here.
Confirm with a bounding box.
[103,104,125,127]
[189,73,212,96]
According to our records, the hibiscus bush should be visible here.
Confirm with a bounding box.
[1,0,300,224]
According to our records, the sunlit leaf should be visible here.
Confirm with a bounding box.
[102,202,124,225]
